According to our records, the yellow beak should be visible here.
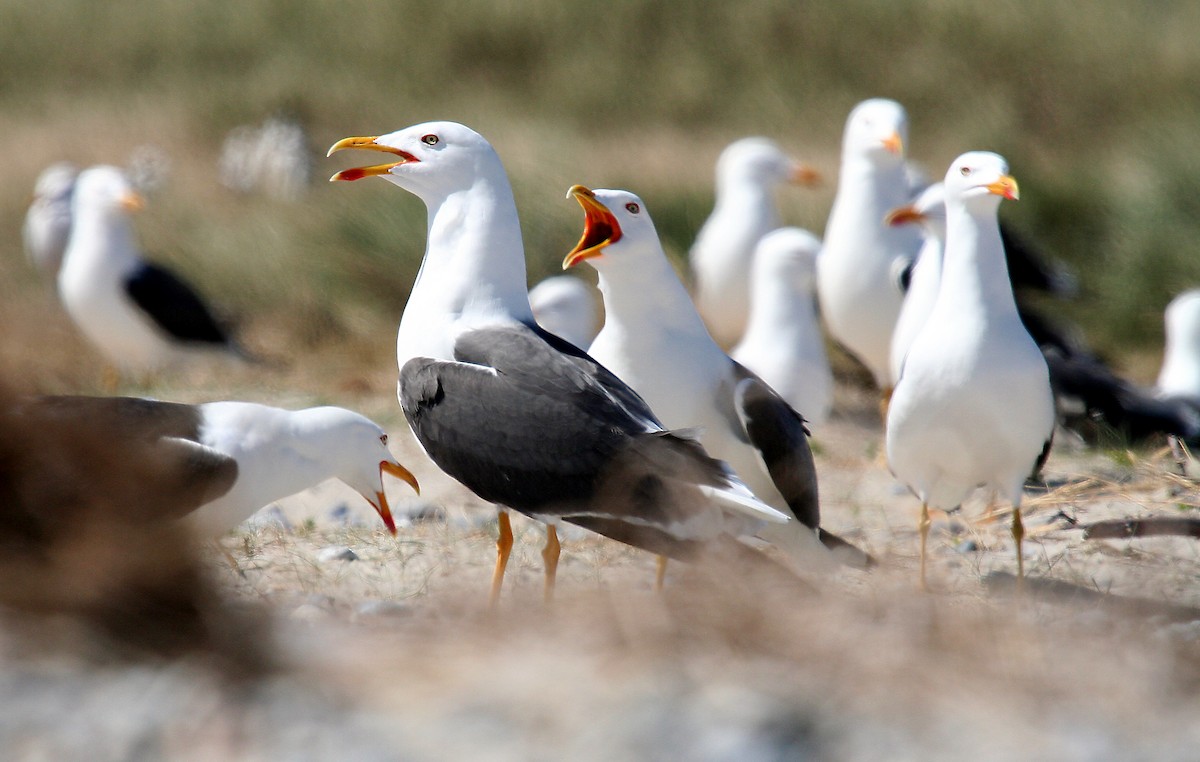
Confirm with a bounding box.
[327,136,418,182]
[986,175,1020,201]
[881,131,904,156]
[562,185,621,269]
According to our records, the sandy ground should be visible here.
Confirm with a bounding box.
[3,384,1200,761]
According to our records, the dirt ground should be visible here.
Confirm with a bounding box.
[3,383,1200,761]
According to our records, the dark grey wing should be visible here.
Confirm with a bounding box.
[727,366,874,568]
[454,322,664,433]
[400,351,635,511]
[28,394,205,442]
[1043,348,1200,445]
[729,362,819,530]
[7,395,238,529]
[124,261,232,345]
[1001,224,1077,298]
[400,325,743,561]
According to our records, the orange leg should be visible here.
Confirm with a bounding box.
[489,510,514,607]
[542,524,560,603]
[1011,506,1026,592]
[655,555,668,592]
[918,502,931,592]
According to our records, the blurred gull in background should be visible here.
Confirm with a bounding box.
[528,275,600,351]
[57,165,250,378]
[219,116,312,201]
[689,137,819,348]
[731,227,833,427]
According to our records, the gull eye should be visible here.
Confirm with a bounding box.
[625,202,640,214]
[960,166,972,176]
[380,434,389,445]
[421,134,439,146]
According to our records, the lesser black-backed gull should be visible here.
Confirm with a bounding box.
[56,166,248,378]
[566,185,870,573]
[328,122,789,603]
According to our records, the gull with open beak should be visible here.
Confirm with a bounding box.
[566,184,873,578]
[5,396,418,546]
[329,122,792,604]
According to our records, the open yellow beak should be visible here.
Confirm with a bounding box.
[986,175,1020,201]
[563,185,621,269]
[370,460,421,537]
[327,136,418,182]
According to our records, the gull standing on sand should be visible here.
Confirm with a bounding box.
[885,152,1054,588]
[528,275,601,350]
[885,182,946,385]
[817,99,922,409]
[57,166,247,378]
[328,122,790,603]
[567,185,870,573]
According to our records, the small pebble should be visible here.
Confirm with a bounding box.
[318,546,359,563]
[955,540,978,553]
[353,600,414,623]
[289,604,329,622]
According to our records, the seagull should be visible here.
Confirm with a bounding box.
[885,152,1054,589]
[57,166,248,378]
[887,188,1199,450]
[565,185,870,573]
[528,275,601,350]
[23,162,79,277]
[817,99,922,409]
[5,395,418,541]
[730,227,834,427]
[328,121,791,603]
[689,137,819,348]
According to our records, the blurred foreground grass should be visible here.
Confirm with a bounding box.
[1,0,1198,390]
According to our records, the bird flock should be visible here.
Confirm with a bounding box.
[16,97,1200,607]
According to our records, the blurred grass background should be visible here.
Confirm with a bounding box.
[2,0,1198,393]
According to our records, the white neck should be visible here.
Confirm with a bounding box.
[827,154,909,236]
[595,248,712,341]
[396,169,534,363]
[937,199,1019,321]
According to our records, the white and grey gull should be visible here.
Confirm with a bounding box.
[56,166,250,379]
[5,395,418,542]
[327,121,793,603]
[565,185,870,573]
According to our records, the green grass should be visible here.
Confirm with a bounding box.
[2,0,1199,383]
